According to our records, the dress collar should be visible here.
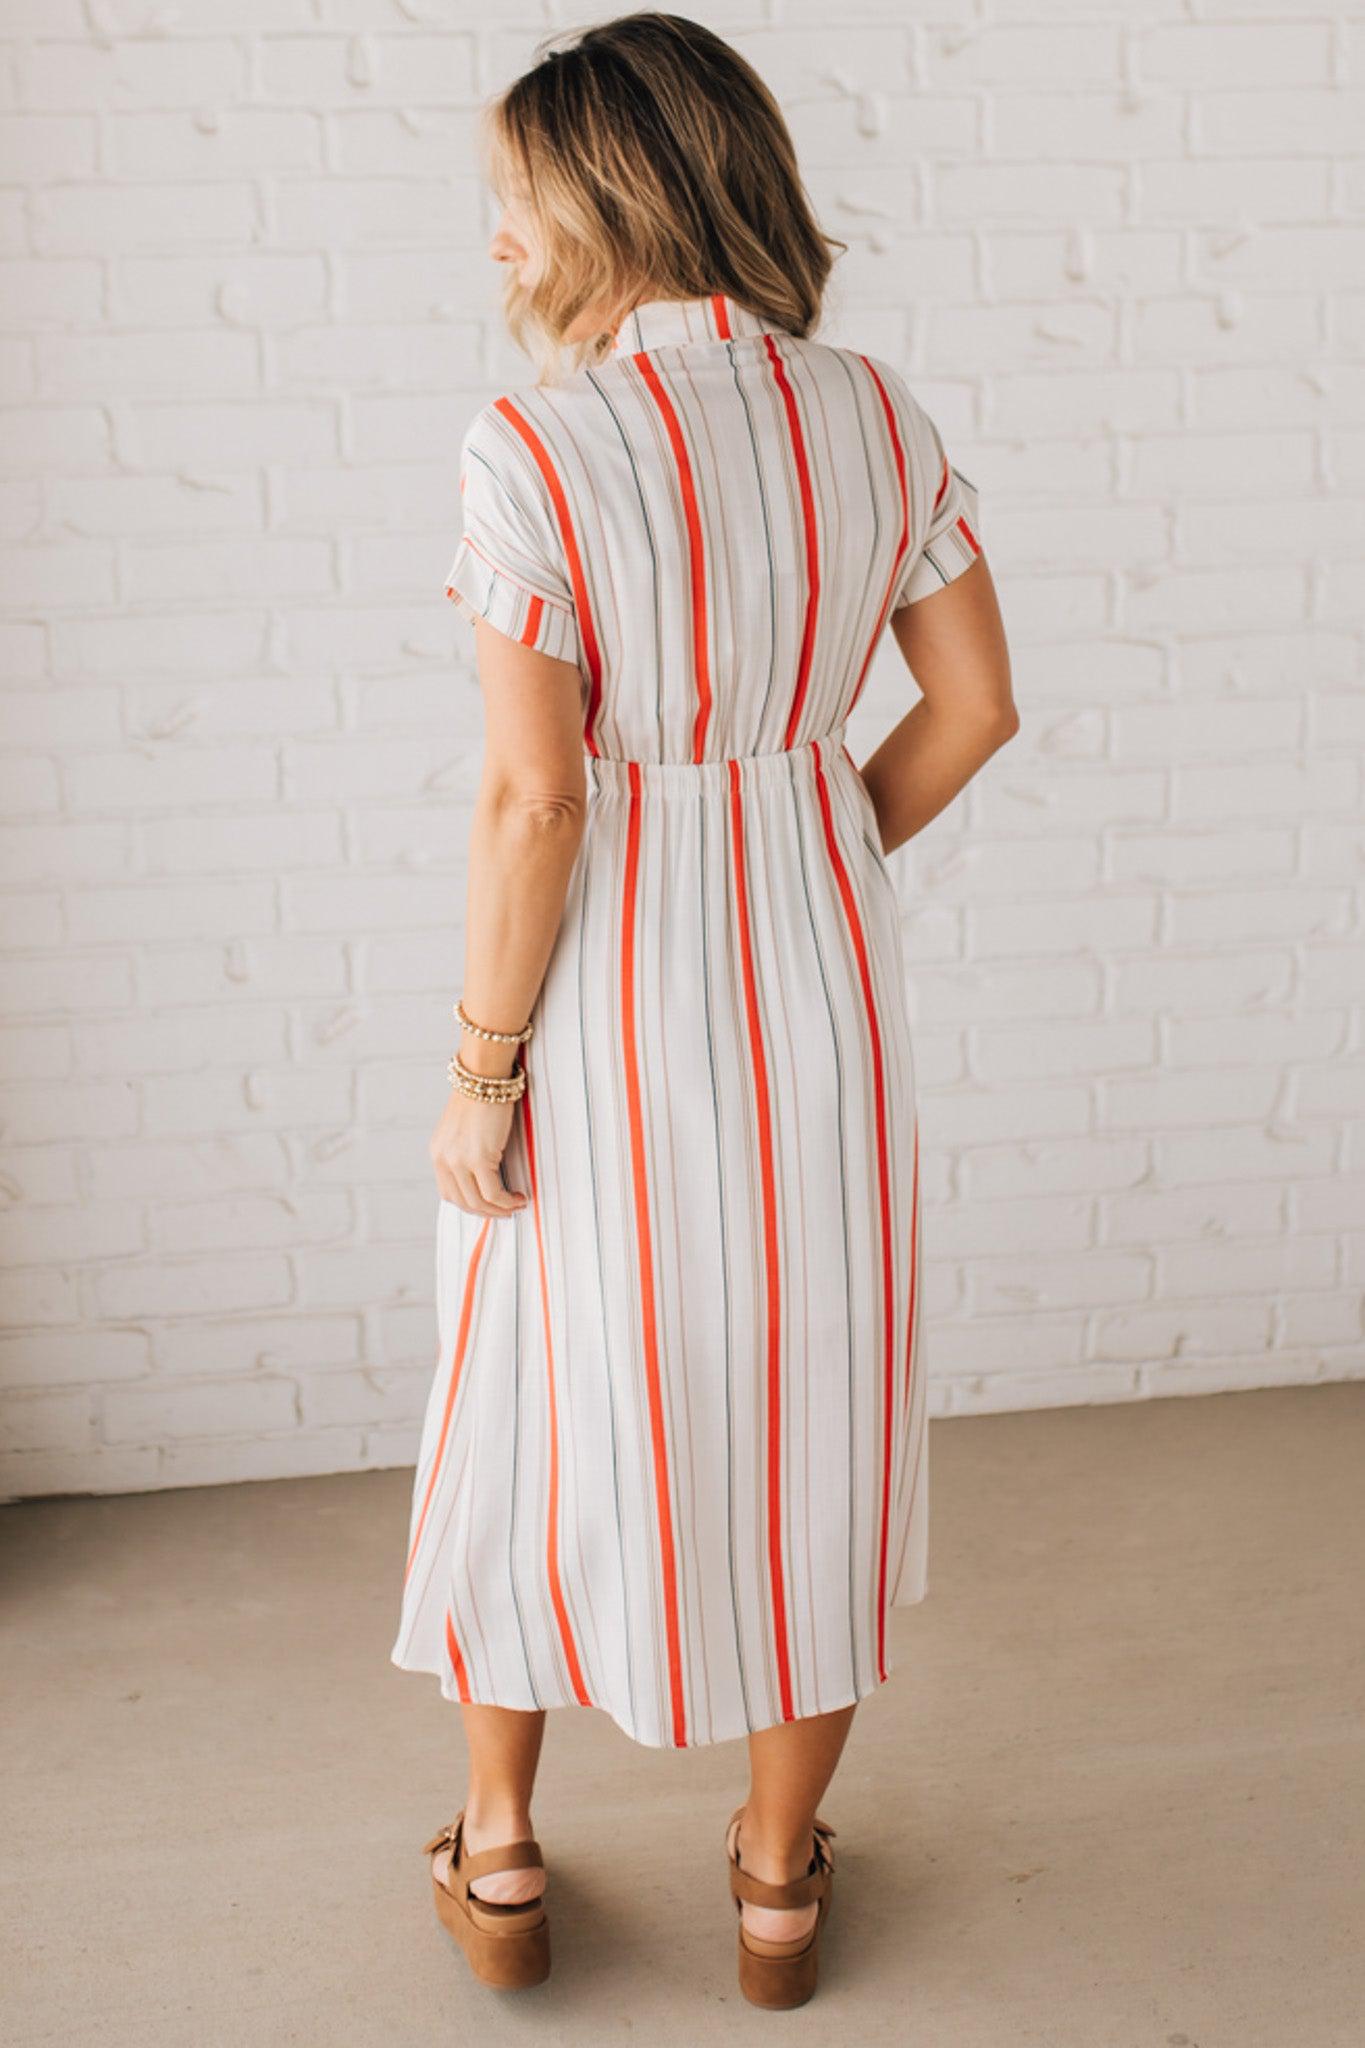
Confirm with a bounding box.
[606,290,789,357]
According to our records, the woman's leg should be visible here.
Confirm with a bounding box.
[736,1703,857,1941]
[433,1703,548,1905]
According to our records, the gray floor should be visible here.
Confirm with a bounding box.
[3,1382,1363,2047]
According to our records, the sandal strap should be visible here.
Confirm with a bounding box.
[422,1817,461,1858]
[725,1808,836,1910]
[421,1812,544,1885]
[726,1806,837,1849]
[461,1839,543,1881]
[730,1864,826,1910]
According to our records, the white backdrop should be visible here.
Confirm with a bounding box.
[2,1,1363,1501]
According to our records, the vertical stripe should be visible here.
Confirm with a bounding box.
[493,395,607,755]
[891,1112,922,1525]
[845,354,913,718]
[507,1219,541,1702]
[698,799,756,1727]
[522,1070,594,1707]
[760,334,821,748]
[574,851,641,1733]
[727,755,795,1724]
[620,761,688,1745]
[404,1214,493,1586]
[445,1607,472,1704]
[905,1117,920,1404]
[811,739,897,1687]
[634,354,714,761]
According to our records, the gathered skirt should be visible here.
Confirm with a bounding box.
[390,719,929,1748]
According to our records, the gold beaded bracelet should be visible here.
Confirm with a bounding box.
[454,997,533,1045]
[448,1000,531,1104]
[447,1049,527,1103]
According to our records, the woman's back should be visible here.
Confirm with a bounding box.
[444,291,982,763]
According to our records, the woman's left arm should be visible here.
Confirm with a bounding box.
[430,615,587,1220]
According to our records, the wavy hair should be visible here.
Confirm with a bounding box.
[476,11,846,382]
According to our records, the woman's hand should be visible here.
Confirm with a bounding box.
[430,1087,529,1219]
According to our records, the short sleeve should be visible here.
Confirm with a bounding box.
[442,401,582,667]
[892,398,984,609]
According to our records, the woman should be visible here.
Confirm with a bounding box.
[391,10,1016,2008]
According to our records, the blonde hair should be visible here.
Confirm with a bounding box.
[477,11,846,383]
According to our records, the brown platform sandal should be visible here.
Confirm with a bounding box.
[422,1810,550,1990]
[725,1804,837,2009]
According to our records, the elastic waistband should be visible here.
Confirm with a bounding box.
[586,720,848,799]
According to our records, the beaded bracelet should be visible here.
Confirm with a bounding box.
[454,997,533,1045]
[447,1049,527,1103]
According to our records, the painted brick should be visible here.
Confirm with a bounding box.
[0,5,1360,1505]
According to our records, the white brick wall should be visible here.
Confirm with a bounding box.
[2,6,1362,1503]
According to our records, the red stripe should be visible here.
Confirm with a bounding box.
[492,396,606,754]
[891,1114,922,1521]
[710,291,732,339]
[846,354,912,718]
[445,1608,472,1703]
[404,1215,493,1585]
[905,1117,920,1404]
[932,452,951,511]
[728,756,795,1722]
[761,334,821,747]
[522,593,544,646]
[634,354,713,760]
[899,1120,928,1531]
[811,739,897,1685]
[522,1069,593,1708]
[620,762,688,1743]
[956,512,981,555]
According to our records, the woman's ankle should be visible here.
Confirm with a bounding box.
[462,1795,533,1840]
[737,1812,817,1884]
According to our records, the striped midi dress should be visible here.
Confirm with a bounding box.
[391,291,983,1748]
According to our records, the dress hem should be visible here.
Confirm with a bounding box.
[390,1589,926,1751]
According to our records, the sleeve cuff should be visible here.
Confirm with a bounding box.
[895,467,983,607]
[443,535,582,667]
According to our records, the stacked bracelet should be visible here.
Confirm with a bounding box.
[449,997,532,1104]
[447,1049,526,1102]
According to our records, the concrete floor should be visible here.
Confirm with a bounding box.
[2,1383,1363,2048]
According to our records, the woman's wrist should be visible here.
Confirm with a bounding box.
[458,1037,520,1081]
[451,995,531,1082]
